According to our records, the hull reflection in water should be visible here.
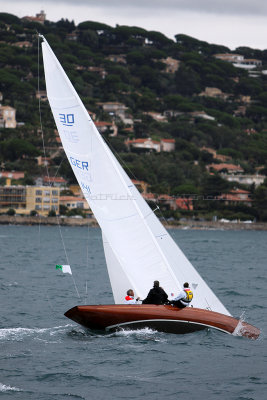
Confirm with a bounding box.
[65,305,260,339]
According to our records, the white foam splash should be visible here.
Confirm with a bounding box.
[0,324,74,341]
[233,311,246,336]
[0,383,22,392]
[115,327,157,336]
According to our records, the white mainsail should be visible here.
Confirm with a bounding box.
[41,37,230,316]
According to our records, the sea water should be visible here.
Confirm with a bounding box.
[0,225,266,400]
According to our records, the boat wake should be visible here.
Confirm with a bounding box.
[0,324,74,342]
[0,383,22,392]
[115,327,157,336]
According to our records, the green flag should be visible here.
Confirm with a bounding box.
[56,264,72,275]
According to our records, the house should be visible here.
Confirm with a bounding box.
[13,41,33,48]
[36,156,51,166]
[95,120,118,136]
[99,102,128,117]
[125,138,161,152]
[0,106,17,128]
[66,31,79,41]
[144,112,168,122]
[189,111,215,121]
[0,171,25,180]
[221,173,265,187]
[175,197,194,211]
[107,55,127,64]
[161,57,180,74]
[161,139,175,152]
[0,185,26,213]
[214,53,262,70]
[36,176,67,187]
[233,59,262,70]
[125,138,175,153]
[0,185,60,216]
[207,163,244,174]
[88,66,107,79]
[26,186,60,215]
[131,179,148,194]
[219,189,252,206]
[199,87,230,100]
[214,53,244,63]
[22,10,46,24]
[60,196,90,210]
[99,102,133,125]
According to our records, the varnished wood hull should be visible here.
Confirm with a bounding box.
[64,304,260,339]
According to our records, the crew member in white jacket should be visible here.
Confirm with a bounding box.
[171,282,193,308]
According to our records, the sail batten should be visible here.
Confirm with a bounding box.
[41,37,231,316]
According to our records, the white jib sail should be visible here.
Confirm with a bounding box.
[41,37,230,316]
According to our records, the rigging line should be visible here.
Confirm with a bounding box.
[37,34,80,300]
[37,33,50,183]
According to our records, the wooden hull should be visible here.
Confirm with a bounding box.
[64,305,260,339]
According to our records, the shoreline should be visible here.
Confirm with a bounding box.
[0,215,267,230]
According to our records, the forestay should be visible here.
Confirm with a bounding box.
[41,37,230,316]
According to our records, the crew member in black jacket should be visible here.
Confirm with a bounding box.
[142,280,168,305]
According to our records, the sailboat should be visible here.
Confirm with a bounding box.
[40,36,260,339]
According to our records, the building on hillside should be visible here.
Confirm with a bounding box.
[131,179,148,194]
[0,185,60,216]
[220,173,265,187]
[26,186,60,215]
[0,171,25,181]
[207,163,244,174]
[69,185,83,196]
[13,41,33,48]
[95,120,118,136]
[199,87,230,100]
[0,186,26,212]
[219,189,252,207]
[214,53,244,63]
[60,196,90,210]
[98,102,128,118]
[42,176,67,187]
[66,31,79,41]
[161,139,175,152]
[125,138,175,153]
[36,156,51,166]
[22,10,46,24]
[144,112,168,122]
[125,138,161,152]
[189,111,215,121]
[175,197,194,211]
[0,106,17,128]
[233,59,262,70]
[214,53,262,70]
[107,54,127,64]
[161,57,180,73]
[88,66,107,79]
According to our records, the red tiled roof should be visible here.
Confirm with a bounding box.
[43,176,66,183]
[0,171,25,179]
[95,121,112,127]
[161,139,175,143]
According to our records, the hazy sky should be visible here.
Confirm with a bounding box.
[1,0,267,50]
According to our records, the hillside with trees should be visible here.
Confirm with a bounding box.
[0,12,267,221]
